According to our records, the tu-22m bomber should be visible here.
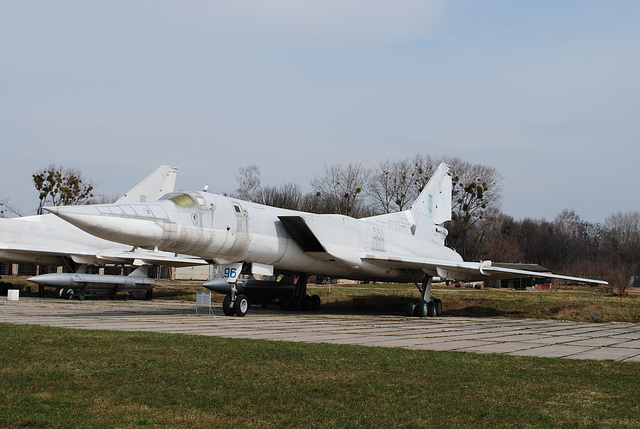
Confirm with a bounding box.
[47,163,607,316]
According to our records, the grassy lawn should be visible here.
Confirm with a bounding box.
[1,323,639,428]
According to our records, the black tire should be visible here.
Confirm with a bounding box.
[279,298,289,310]
[416,300,428,317]
[301,295,311,311]
[234,294,249,317]
[434,299,443,316]
[427,301,435,317]
[288,296,299,311]
[310,294,321,311]
[406,300,417,317]
[222,295,235,316]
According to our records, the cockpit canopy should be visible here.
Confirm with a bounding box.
[159,192,207,208]
[159,192,196,207]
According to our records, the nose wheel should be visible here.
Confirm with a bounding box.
[223,294,249,317]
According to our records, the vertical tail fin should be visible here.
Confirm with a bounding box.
[115,165,178,204]
[409,163,452,239]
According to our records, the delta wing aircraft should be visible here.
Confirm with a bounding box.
[0,165,205,298]
[47,163,607,315]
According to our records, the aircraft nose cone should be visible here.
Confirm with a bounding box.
[44,205,104,233]
[44,205,100,219]
[46,204,166,247]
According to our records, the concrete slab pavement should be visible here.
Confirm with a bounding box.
[1,297,640,362]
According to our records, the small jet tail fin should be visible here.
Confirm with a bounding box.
[116,165,179,204]
[409,163,452,239]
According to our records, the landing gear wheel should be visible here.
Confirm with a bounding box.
[222,295,235,316]
[65,288,75,300]
[310,295,321,311]
[301,294,311,311]
[415,300,428,317]
[433,299,443,316]
[427,301,435,317]
[279,297,289,310]
[234,294,249,317]
[406,300,417,317]
[288,296,299,311]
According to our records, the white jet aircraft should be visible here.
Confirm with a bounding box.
[47,163,607,315]
[0,165,205,298]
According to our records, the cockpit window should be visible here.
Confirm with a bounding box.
[165,193,196,207]
[158,192,179,200]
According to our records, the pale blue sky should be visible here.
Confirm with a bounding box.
[1,1,638,222]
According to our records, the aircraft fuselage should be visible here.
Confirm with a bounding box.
[50,191,462,283]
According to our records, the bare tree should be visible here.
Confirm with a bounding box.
[235,164,261,201]
[408,153,441,198]
[479,211,525,262]
[299,191,325,214]
[0,200,22,218]
[312,163,371,217]
[368,159,415,214]
[603,211,640,293]
[257,183,303,210]
[551,210,603,270]
[604,211,640,264]
[33,165,94,215]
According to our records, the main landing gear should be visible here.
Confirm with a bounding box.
[406,276,443,318]
[279,293,321,311]
[279,274,321,312]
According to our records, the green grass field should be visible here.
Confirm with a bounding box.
[1,323,639,428]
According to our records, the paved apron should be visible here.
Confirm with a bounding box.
[2,298,639,362]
